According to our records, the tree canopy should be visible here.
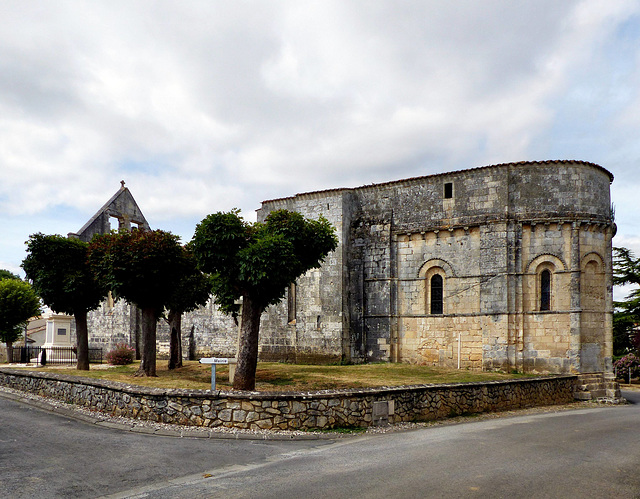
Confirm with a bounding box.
[23,234,107,317]
[22,233,108,370]
[0,269,21,281]
[88,229,189,376]
[192,209,338,314]
[614,247,640,287]
[0,279,41,362]
[613,247,640,356]
[191,209,338,390]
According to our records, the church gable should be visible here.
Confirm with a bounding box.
[68,181,150,242]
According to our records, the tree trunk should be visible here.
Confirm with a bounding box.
[5,340,13,364]
[168,309,183,370]
[136,306,158,377]
[233,295,263,391]
[75,310,90,370]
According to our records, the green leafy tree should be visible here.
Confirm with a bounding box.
[0,269,21,281]
[164,247,210,370]
[22,234,108,370]
[88,229,187,377]
[613,247,640,356]
[613,300,640,356]
[191,209,338,390]
[0,279,41,362]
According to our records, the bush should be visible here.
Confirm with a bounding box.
[613,353,640,380]
[106,343,136,365]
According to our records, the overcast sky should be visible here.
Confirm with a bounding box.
[1,0,639,296]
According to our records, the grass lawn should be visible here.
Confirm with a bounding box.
[15,361,533,392]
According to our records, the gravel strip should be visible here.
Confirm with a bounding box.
[0,384,621,440]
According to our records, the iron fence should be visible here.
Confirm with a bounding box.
[12,346,103,365]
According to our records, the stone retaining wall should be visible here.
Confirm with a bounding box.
[0,368,577,430]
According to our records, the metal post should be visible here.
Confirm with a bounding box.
[200,357,228,391]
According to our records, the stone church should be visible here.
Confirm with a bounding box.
[82,160,615,374]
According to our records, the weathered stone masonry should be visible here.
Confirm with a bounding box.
[79,161,614,375]
[0,368,577,430]
[257,160,615,374]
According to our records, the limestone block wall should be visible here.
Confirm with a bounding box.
[521,223,572,313]
[257,191,345,363]
[86,300,141,353]
[508,163,612,219]
[0,367,577,430]
[344,218,395,362]
[157,300,239,359]
[522,314,573,372]
[86,299,240,360]
[253,161,614,372]
[396,226,485,368]
[520,222,574,373]
[79,160,614,373]
[397,227,483,317]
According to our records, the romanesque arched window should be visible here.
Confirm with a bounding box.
[419,260,452,315]
[526,255,564,313]
[431,274,444,315]
[540,269,551,311]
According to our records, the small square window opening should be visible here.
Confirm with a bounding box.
[444,182,453,199]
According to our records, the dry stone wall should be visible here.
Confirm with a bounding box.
[0,367,577,430]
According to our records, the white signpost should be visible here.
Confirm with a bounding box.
[199,357,229,391]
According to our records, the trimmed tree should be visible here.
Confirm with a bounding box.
[0,279,41,362]
[191,209,337,390]
[22,234,108,370]
[88,229,187,377]
[165,247,210,370]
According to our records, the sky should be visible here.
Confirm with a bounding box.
[1,0,639,298]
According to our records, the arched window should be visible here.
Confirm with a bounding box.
[430,274,444,315]
[540,269,551,311]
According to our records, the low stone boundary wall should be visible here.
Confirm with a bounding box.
[0,368,577,430]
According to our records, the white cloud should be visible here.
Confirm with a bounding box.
[0,0,639,270]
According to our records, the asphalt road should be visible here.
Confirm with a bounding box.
[0,394,330,498]
[2,391,640,499]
